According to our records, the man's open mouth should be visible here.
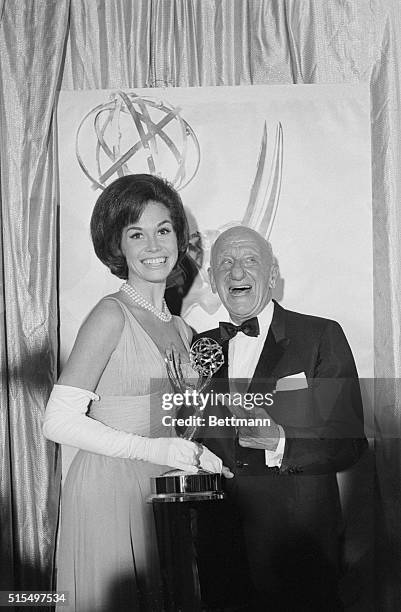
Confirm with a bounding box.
[229,285,252,295]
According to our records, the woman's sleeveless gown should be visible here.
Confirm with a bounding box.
[56,297,190,611]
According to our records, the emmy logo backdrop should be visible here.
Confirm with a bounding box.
[57,84,372,474]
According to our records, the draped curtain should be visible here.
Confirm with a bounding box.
[0,0,69,595]
[1,1,400,609]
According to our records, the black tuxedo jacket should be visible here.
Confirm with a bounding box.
[192,301,367,602]
[193,300,367,476]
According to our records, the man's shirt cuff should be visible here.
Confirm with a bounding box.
[265,425,285,467]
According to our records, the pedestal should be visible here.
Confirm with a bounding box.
[150,489,251,611]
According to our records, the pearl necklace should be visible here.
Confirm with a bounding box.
[120,283,172,323]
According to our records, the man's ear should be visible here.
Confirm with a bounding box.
[208,267,217,294]
[269,264,279,289]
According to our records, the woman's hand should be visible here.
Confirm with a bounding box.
[202,445,234,477]
[146,437,200,472]
[147,437,233,476]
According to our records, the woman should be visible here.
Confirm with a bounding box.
[43,174,226,611]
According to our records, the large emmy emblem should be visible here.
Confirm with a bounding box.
[76,90,200,190]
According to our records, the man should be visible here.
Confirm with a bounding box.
[194,225,367,611]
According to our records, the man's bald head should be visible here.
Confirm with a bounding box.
[210,226,274,268]
[208,225,278,324]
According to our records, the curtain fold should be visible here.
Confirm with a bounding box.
[370,4,401,608]
[0,181,13,591]
[0,0,69,591]
[61,0,153,89]
[150,0,297,85]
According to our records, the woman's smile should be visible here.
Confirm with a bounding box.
[141,256,168,267]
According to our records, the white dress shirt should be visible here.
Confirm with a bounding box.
[228,300,285,467]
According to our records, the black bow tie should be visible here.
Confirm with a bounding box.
[219,317,260,341]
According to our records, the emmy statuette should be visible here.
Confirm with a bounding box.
[150,337,225,501]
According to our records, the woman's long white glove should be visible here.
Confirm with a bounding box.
[43,384,222,473]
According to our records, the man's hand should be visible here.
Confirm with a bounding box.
[238,426,280,451]
[227,402,281,451]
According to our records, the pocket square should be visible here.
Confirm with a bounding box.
[275,372,308,391]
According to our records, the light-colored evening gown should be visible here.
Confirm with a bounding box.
[56,296,190,611]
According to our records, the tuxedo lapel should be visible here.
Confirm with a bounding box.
[248,301,290,392]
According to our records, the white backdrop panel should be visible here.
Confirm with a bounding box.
[57,84,372,475]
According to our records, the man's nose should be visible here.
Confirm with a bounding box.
[230,261,245,280]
